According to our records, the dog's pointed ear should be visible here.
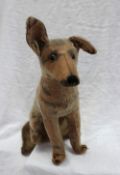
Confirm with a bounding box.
[26,17,48,55]
[69,36,97,54]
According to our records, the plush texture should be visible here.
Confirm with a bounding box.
[0,0,120,174]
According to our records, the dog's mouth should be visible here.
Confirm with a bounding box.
[61,75,80,87]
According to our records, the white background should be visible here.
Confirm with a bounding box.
[0,0,120,174]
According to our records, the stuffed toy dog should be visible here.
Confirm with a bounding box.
[21,16,96,165]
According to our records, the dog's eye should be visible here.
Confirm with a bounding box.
[70,52,76,59]
[68,50,76,60]
[48,52,58,61]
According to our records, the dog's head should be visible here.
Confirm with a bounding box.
[26,17,97,87]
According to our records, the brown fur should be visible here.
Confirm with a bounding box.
[21,17,96,165]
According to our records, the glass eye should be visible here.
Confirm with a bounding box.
[48,52,58,61]
[68,50,76,60]
[71,52,76,59]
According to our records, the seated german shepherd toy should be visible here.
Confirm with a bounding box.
[21,17,96,165]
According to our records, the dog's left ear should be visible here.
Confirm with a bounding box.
[26,16,49,55]
[69,36,97,54]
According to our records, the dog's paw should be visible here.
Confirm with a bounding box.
[74,144,88,154]
[21,146,34,156]
[52,153,65,165]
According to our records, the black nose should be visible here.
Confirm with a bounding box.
[61,75,80,86]
[67,75,79,86]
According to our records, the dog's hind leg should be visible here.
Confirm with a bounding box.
[29,113,49,144]
[21,115,49,156]
[21,122,35,155]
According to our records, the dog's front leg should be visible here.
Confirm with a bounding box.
[42,116,65,165]
[68,110,87,154]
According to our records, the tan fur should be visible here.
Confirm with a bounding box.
[21,17,96,165]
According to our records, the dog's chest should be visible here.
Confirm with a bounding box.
[56,96,78,117]
[40,86,79,117]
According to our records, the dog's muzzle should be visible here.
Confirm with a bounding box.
[61,75,80,87]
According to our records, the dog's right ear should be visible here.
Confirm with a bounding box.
[26,17,48,55]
